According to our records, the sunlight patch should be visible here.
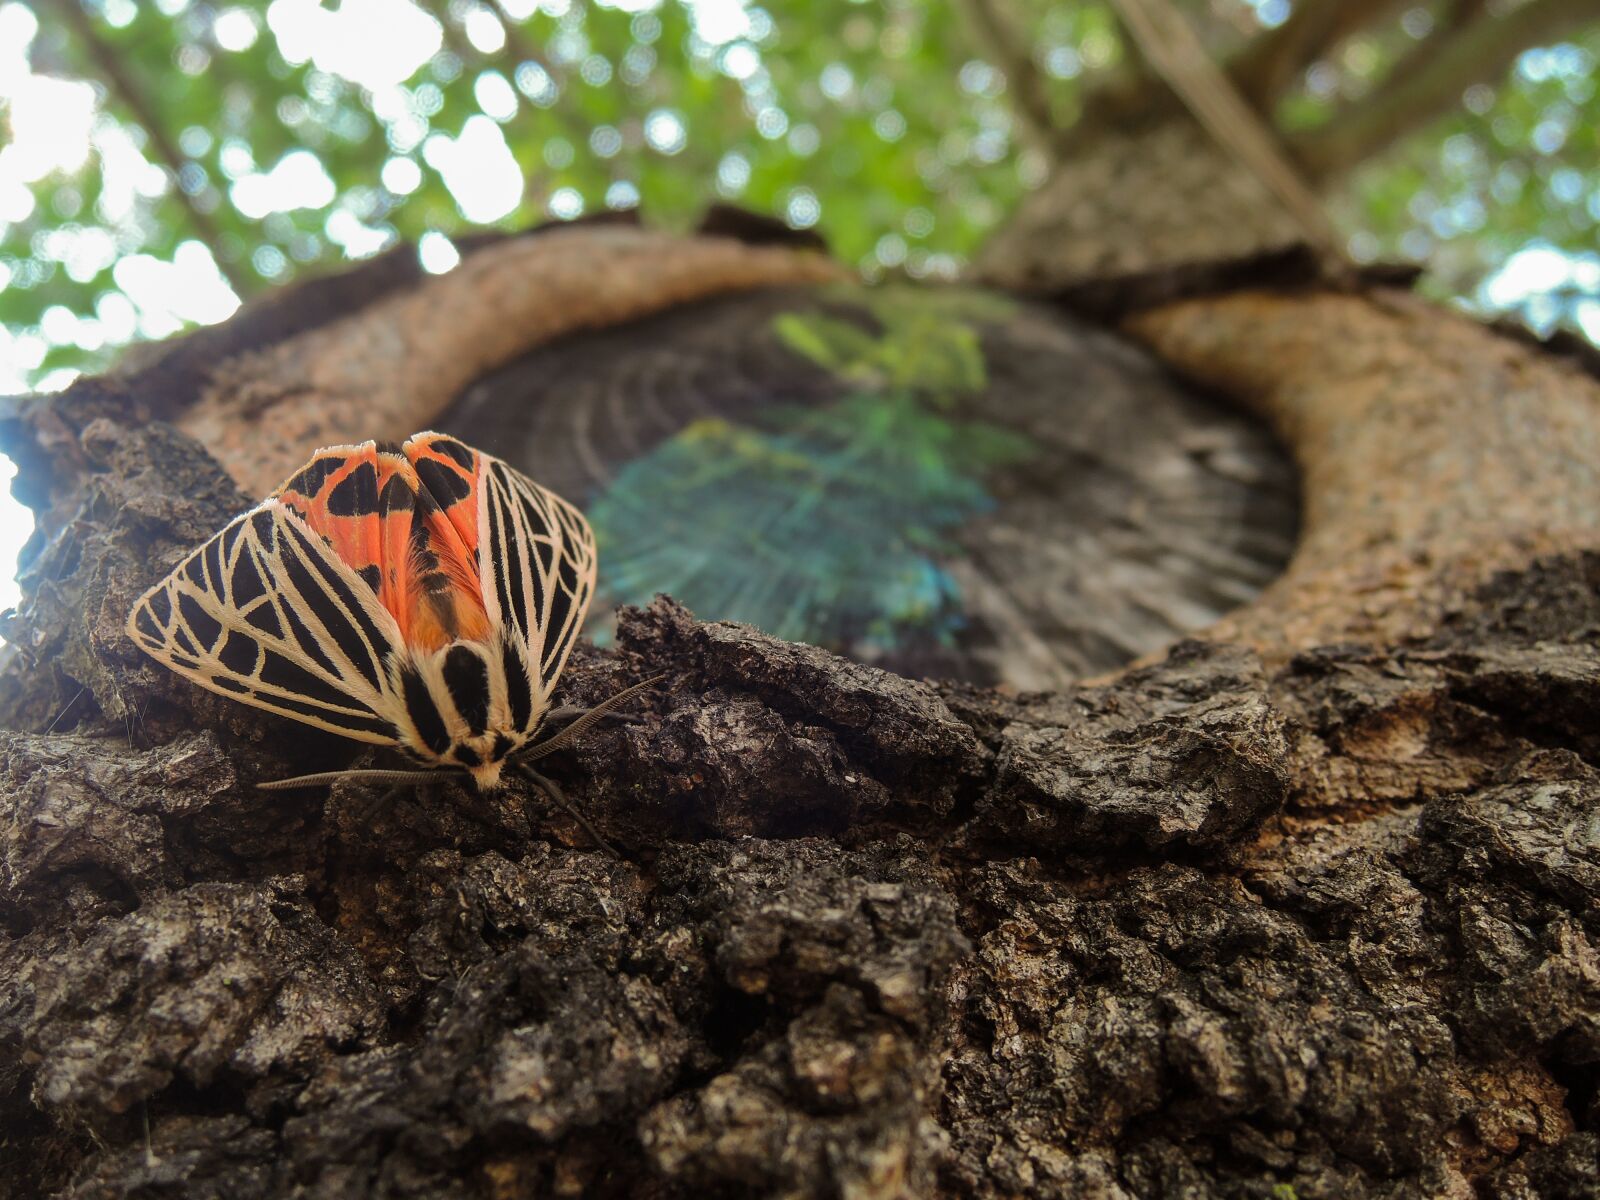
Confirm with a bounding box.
[112,241,241,335]
[230,149,338,219]
[0,454,33,637]
[266,0,441,91]
[423,116,522,223]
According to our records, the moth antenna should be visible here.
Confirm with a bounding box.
[259,768,459,790]
[517,674,667,763]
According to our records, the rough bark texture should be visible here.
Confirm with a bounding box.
[1,224,1598,1199]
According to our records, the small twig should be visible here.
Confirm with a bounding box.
[142,1102,159,1168]
[43,685,88,735]
[349,783,409,829]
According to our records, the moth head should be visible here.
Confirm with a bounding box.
[470,761,506,791]
[259,674,663,797]
[441,729,522,792]
[454,748,515,793]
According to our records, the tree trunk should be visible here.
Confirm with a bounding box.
[976,120,1305,293]
[1,207,1597,1200]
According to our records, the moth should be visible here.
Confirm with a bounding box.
[126,431,656,802]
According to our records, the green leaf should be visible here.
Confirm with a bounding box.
[773,312,882,377]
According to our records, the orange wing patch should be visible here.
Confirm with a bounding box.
[273,436,490,654]
[275,443,386,598]
[404,433,483,563]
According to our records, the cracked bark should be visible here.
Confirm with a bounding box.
[0,220,1597,1198]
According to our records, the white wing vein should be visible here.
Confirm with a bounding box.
[126,502,405,744]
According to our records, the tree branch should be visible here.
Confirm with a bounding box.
[1125,287,1600,656]
[960,0,1064,154]
[1104,0,1341,258]
[1228,0,1406,111]
[1292,0,1600,180]
[50,0,249,296]
[181,227,845,495]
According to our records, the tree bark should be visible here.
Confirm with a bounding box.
[180,225,845,498]
[1,217,1597,1200]
[1126,288,1600,657]
[976,120,1308,292]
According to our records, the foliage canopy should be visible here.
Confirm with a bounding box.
[0,0,1597,393]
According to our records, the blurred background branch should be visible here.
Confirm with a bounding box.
[1105,0,1341,256]
[960,0,1064,154]
[1228,0,1406,112]
[1291,0,1600,180]
[44,0,250,293]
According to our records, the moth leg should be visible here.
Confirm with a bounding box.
[541,703,641,728]
[512,763,618,859]
[348,783,410,829]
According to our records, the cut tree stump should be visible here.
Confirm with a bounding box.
[0,220,1596,1199]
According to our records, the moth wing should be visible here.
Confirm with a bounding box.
[393,432,491,649]
[125,500,407,745]
[401,432,483,566]
[272,440,390,612]
[473,446,598,703]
